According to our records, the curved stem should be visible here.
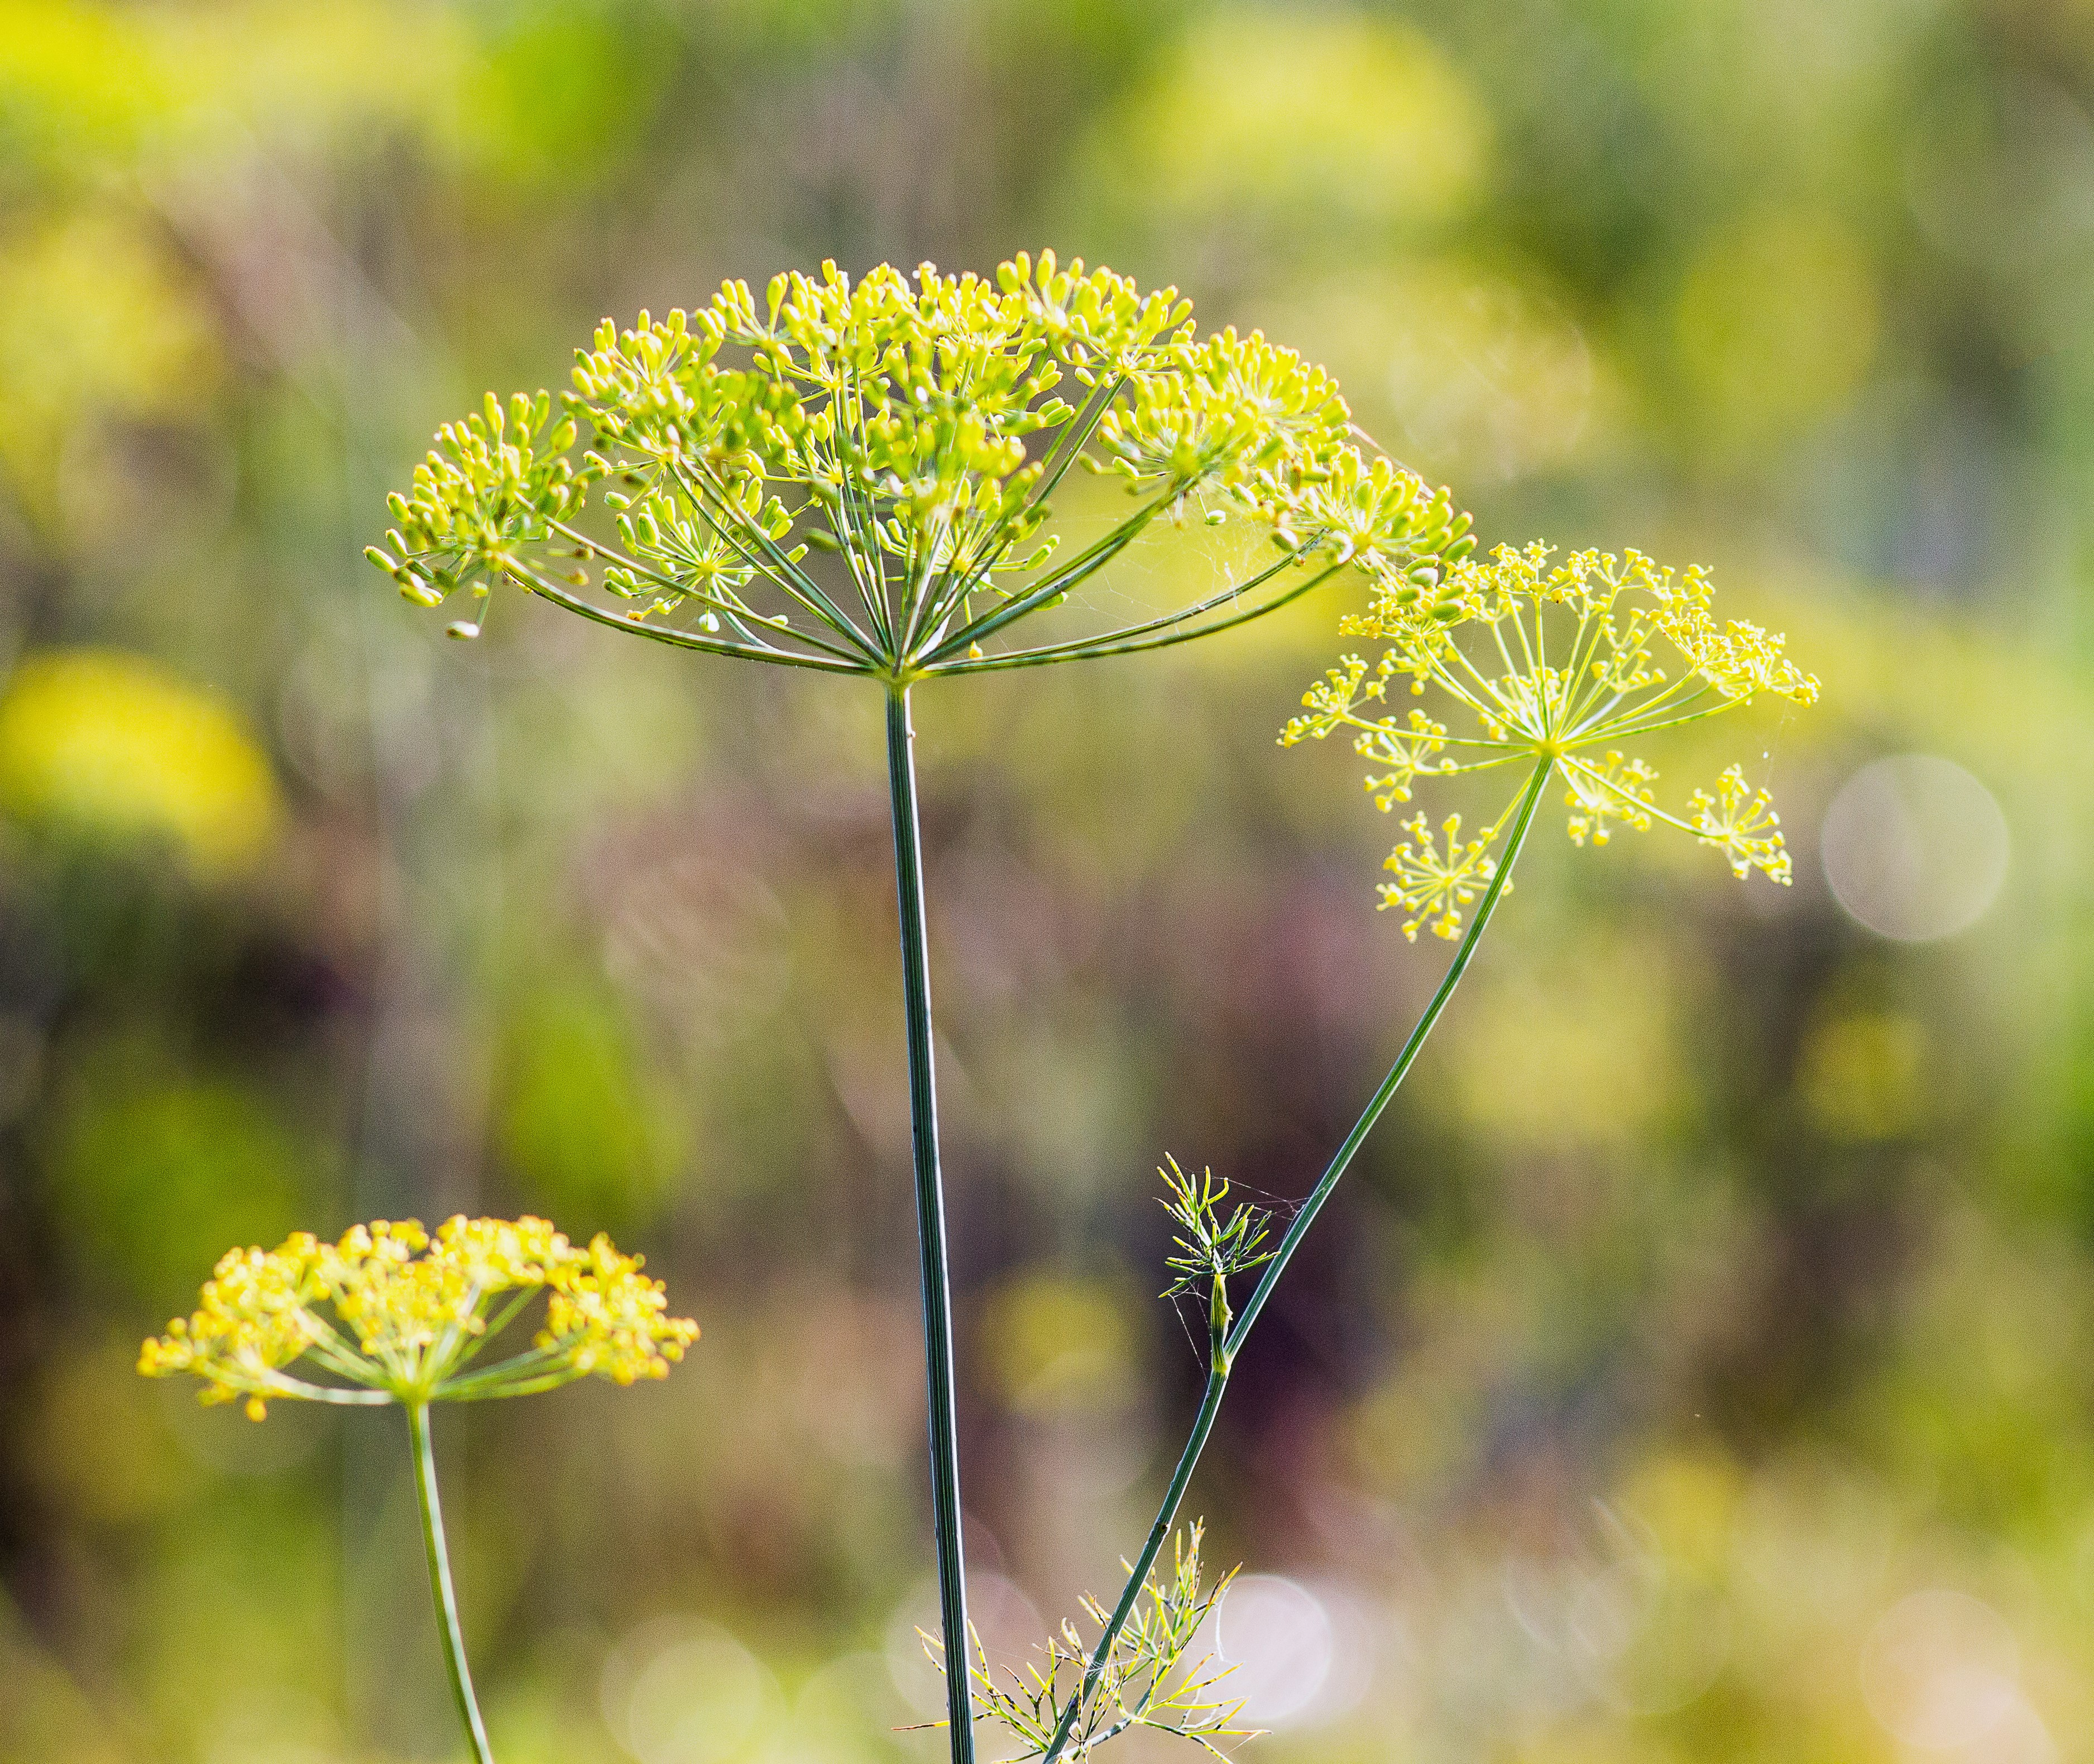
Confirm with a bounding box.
[914,493,1173,664]
[407,1402,496,1764]
[668,459,880,661]
[884,682,976,1764]
[1041,755,1555,1764]
[258,1374,394,1406]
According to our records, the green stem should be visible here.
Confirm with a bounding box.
[884,680,976,1764]
[407,1402,496,1764]
[1043,1366,1229,1763]
[1224,755,1552,1357]
[1040,755,1555,1764]
[506,562,868,674]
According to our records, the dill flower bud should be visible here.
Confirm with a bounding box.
[1284,543,1818,937]
[139,1215,697,1415]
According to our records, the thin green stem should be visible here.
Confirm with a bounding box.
[442,1289,540,1374]
[539,520,875,668]
[1027,372,1128,512]
[668,459,880,661]
[908,372,1133,645]
[436,1368,588,1402]
[1224,755,1552,1356]
[432,1343,571,1400]
[258,1374,392,1406]
[1040,1366,1229,1764]
[938,544,1306,670]
[915,492,1174,663]
[1040,755,1556,1764]
[884,682,976,1764]
[407,1402,495,1764]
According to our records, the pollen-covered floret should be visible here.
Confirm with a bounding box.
[543,1233,699,1386]
[1566,751,1657,848]
[140,1215,698,1416]
[1286,543,1817,916]
[137,1235,330,1421]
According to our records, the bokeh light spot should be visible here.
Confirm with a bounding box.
[1104,13,1487,231]
[1860,1589,2021,1751]
[1799,1011,1928,1140]
[1214,1574,1334,1729]
[981,1273,1142,1414]
[602,1618,775,1764]
[1820,755,2007,941]
[1675,209,1878,454]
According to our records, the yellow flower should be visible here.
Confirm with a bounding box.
[1283,544,1816,931]
[1381,812,1502,942]
[368,251,1473,679]
[1565,751,1656,849]
[139,1215,697,1416]
[1689,764,1791,884]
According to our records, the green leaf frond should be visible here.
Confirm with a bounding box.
[371,252,1471,679]
[1282,541,1819,917]
[923,1522,1258,1763]
[1157,1157,1273,1304]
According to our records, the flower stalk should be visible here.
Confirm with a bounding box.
[886,679,976,1762]
[409,1400,496,1764]
[366,253,1479,1764]
[1010,537,1818,1763]
[1036,756,1553,1764]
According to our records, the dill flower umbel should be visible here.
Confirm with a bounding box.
[142,1215,696,1764]
[1283,543,1818,939]
[140,1214,698,1418]
[365,252,1472,677]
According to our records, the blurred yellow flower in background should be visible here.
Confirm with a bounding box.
[0,649,280,875]
[1098,11,1488,233]
[140,1213,699,1416]
[0,213,219,524]
[983,1272,1144,1415]
[1262,262,1626,485]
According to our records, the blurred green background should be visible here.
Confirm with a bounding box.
[1,2,2090,1760]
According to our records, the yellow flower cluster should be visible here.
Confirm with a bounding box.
[370,251,1473,680]
[140,1215,697,1417]
[1381,812,1506,943]
[1283,544,1818,938]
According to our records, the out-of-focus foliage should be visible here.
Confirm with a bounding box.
[1079,13,1489,239]
[3,3,2093,1763]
